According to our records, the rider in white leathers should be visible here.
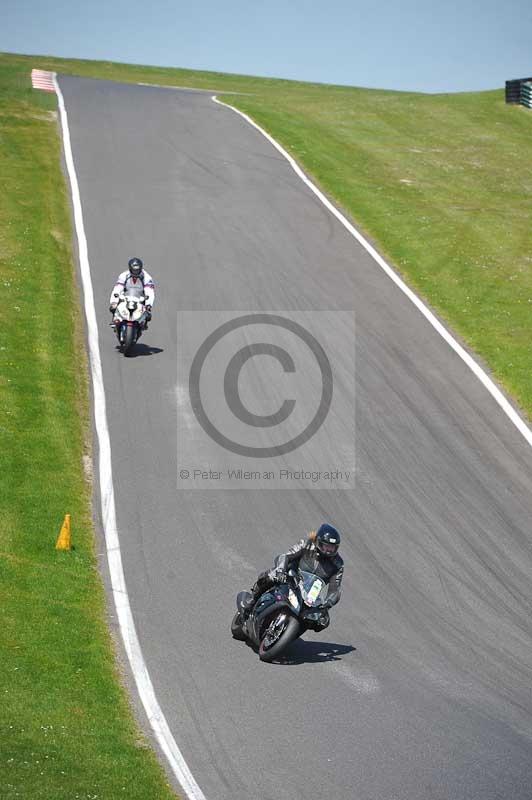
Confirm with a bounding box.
[109,257,155,328]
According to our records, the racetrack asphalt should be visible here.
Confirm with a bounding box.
[59,75,532,800]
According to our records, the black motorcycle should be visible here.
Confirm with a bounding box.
[231,568,331,662]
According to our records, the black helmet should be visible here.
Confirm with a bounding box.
[128,257,143,277]
[315,523,340,558]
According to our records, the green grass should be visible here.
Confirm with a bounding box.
[0,59,177,799]
[1,45,531,798]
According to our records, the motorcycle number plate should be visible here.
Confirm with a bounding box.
[308,580,322,603]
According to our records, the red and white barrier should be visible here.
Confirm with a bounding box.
[31,69,56,93]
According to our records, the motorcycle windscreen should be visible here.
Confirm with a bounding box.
[298,570,328,607]
[125,282,145,299]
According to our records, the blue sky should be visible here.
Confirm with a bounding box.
[2,0,532,92]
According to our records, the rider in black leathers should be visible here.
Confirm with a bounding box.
[242,524,344,629]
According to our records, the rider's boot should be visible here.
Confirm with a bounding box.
[240,596,255,618]
[241,572,271,618]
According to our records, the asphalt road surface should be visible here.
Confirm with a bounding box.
[59,75,532,800]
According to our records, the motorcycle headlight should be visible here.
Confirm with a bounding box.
[127,300,137,311]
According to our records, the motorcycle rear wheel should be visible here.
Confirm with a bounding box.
[231,611,246,641]
[259,613,299,662]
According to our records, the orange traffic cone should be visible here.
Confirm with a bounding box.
[55,514,71,550]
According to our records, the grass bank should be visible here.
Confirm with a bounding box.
[3,50,530,418]
[0,59,177,799]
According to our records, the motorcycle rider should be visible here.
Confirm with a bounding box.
[241,524,343,630]
[109,257,155,329]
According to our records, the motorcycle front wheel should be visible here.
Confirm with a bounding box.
[121,324,136,356]
[258,613,299,663]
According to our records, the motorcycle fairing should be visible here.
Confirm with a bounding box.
[250,587,294,645]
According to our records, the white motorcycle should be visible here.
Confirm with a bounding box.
[111,291,149,356]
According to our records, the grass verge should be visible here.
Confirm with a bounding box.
[0,59,177,799]
[2,50,530,418]
[0,45,531,798]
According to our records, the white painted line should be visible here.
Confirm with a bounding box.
[138,82,211,92]
[137,81,247,95]
[212,95,532,450]
[53,73,207,800]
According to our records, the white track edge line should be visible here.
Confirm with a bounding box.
[53,73,208,800]
[211,94,532,450]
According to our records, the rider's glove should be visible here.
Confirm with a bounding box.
[268,566,287,584]
[145,305,152,321]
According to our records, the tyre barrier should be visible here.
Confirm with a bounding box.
[521,82,532,109]
[505,77,532,108]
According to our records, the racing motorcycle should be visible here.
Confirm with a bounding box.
[231,568,331,662]
[111,291,149,356]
